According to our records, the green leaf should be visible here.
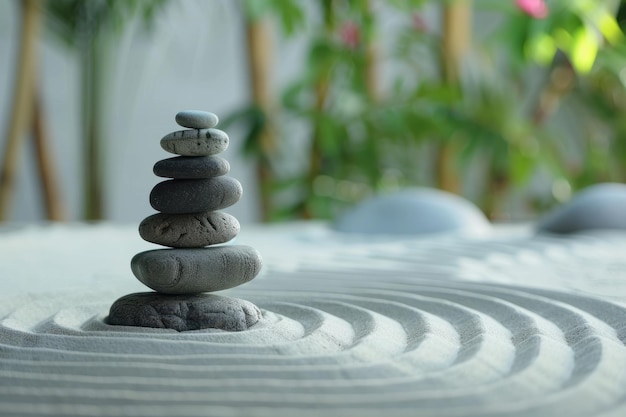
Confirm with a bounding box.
[509,151,537,185]
[597,11,624,44]
[220,105,266,157]
[309,38,336,68]
[414,83,461,104]
[317,114,343,158]
[244,0,305,35]
[570,24,599,73]
[525,33,557,65]
[273,0,305,35]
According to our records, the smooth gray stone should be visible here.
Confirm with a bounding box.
[108,292,261,331]
[537,183,626,234]
[333,187,490,235]
[131,245,263,294]
[139,211,240,248]
[150,177,242,214]
[160,128,228,156]
[175,110,219,129]
[153,156,230,179]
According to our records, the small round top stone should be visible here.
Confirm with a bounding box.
[175,111,219,129]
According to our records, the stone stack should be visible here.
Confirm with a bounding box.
[108,111,263,332]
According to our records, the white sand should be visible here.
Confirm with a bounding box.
[0,223,626,416]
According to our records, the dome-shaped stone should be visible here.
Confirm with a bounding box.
[332,187,490,235]
[537,183,626,234]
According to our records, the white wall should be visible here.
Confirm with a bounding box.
[0,0,271,224]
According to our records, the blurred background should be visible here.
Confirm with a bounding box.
[1,0,625,225]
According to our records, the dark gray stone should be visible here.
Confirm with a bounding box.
[139,211,240,248]
[108,292,262,331]
[333,187,490,235]
[160,128,228,156]
[537,183,626,234]
[131,245,263,294]
[175,110,219,129]
[150,177,242,214]
[153,156,230,179]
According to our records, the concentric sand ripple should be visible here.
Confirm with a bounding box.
[0,284,625,415]
[1,228,626,416]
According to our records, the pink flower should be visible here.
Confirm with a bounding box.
[340,21,360,49]
[411,13,427,33]
[515,0,549,19]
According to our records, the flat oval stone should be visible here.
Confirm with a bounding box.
[175,110,219,129]
[139,211,240,248]
[333,187,491,235]
[108,292,262,331]
[537,183,626,234]
[131,245,263,294]
[160,128,228,156]
[150,177,242,214]
[153,156,230,179]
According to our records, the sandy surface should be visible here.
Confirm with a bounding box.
[0,223,625,416]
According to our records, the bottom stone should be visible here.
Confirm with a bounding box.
[108,292,262,332]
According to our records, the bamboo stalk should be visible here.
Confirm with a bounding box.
[436,0,472,194]
[441,1,471,84]
[32,85,66,221]
[82,32,105,221]
[245,18,274,222]
[0,0,42,220]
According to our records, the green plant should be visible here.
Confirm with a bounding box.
[230,0,626,221]
[472,0,626,215]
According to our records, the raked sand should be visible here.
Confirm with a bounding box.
[0,223,626,416]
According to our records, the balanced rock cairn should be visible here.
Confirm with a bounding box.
[108,111,263,332]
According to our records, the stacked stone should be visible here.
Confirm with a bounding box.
[108,111,263,332]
